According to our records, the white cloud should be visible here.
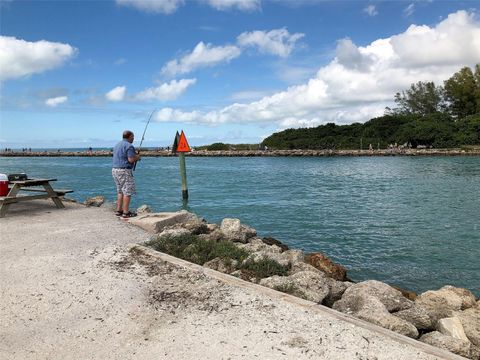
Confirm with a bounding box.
[206,0,260,11]
[116,0,184,14]
[45,96,68,107]
[0,36,77,81]
[390,10,480,67]
[153,10,480,130]
[237,28,305,57]
[364,4,378,17]
[161,42,241,76]
[134,78,196,101]
[105,86,127,102]
[335,38,374,71]
[404,3,415,17]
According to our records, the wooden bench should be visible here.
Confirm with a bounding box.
[0,178,73,218]
[18,188,74,196]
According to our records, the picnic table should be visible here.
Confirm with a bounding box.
[0,178,73,218]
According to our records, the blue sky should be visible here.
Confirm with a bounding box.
[0,0,479,148]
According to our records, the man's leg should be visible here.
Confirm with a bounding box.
[116,193,124,212]
[122,195,131,213]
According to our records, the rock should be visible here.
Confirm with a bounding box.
[456,307,480,347]
[338,280,413,312]
[204,257,237,274]
[129,211,198,234]
[262,236,289,252]
[260,271,330,304]
[419,331,471,358]
[169,219,209,235]
[394,304,434,330]
[323,280,352,307]
[333,293,418,338]
[437,317,470,342]
[236,238,282,254]
[288,271,330,303]
[83,195,105,207]
[244,249,303,268]
[245,251,290,267]
[282,249,304,265]
[305,252,347,281]
[157,228,191,239]
[290,262,321,275]
[137,204,152,214]
[415,285,475,325]
[470,345,480,360]
[220,218,256,243]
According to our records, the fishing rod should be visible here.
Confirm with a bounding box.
[133,109,156,171]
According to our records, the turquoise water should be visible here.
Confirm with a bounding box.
[1,156,479,296]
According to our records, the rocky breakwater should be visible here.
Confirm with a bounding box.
[130,210,480,359]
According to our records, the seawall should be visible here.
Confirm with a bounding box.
[2,148,480,157]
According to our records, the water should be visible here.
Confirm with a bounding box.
[1,156,479,296]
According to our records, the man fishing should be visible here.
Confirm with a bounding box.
[112,130,141,218]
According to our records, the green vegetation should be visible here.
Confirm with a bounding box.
[241,257,290,278]
[145,234,290,279]
[196,142,260,151]
[263,65,480,150]
[146,234,250,265]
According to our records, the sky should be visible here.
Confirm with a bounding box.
[0,0,479,148]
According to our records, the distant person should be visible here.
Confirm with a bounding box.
[112,130,140,218]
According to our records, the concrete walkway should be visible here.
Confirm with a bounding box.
[0,200,463,359]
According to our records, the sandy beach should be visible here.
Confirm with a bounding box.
[0,200,465,359]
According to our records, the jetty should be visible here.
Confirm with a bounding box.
[0,199,470,359]
[1,148,480,157]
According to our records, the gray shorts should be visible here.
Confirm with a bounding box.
[112,168,136,196]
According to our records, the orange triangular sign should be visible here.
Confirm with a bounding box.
[176,130,191,152]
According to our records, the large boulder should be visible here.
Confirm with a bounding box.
[157,228,191,239]
[437,317,470,342]
[137,204,152,214]
[282,249,304,265]
[290,262,321,275]
[305,252,347,281]
[333,293,418,338]
[129,211,198,234]
[220,218,256,243]
[337,280,412,312]
[84,195,105,207]
[415,285,476,325]
[419,331,471,358]
[394,304,434,330]
[260,271,330,304]
[456,307,480,347]
[244,249,304,267]
[236,238,282,254]
[262,237,289,252]
[323,280,352,307]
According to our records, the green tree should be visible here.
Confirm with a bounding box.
[393,81,444,116]
[475,64,480,114]
[444,66,478,119]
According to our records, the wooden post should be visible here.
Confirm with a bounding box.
[179,152,188,200]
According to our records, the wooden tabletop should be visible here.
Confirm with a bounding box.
[9,178,57,186]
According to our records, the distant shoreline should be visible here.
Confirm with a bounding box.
[1,148,480,157]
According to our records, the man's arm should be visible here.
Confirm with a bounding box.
[127,147,140,164]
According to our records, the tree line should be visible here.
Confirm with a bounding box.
[262,65,480,150]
